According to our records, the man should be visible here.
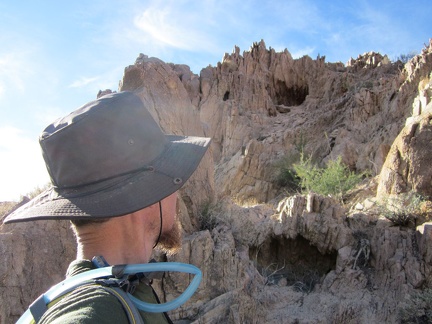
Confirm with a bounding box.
[4,91,211,323]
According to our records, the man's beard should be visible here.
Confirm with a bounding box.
[157,219,182,256]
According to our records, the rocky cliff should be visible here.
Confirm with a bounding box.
[1,39,432,323]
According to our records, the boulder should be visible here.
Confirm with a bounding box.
[120,55,216,230]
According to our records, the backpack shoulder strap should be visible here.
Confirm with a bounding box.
[28,281,144,324]
[28,294,48,323]
[98,285,145,324]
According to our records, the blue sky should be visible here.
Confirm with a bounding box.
[0,0,430,201]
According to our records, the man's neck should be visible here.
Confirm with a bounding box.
[75,209,160,265]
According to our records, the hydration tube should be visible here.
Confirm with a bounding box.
[117,263,202,313]
[16,262,201,323]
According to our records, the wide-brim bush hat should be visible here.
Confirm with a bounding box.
[4,91,211,223]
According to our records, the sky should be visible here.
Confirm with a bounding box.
[0,0,430,201]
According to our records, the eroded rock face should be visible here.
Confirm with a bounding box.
[2,39,432,323]
[377,73,432,198]
[0,219,75,323]
[198,40,432,205]
[152,194,432,323]
[346,51,391,71]
[119,54,216,231]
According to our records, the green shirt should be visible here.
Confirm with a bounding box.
[39,260,171,324]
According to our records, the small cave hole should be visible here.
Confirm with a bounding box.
[223,91,230,101]
[250,236,337,291]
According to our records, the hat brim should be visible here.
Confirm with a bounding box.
[3,135,211,223]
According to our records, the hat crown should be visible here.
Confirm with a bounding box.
[40,92,168,189]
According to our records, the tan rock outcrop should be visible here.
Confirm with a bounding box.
[199,40,431,205]
[120,54,216,230]
[377,71,432,198]
[0,219,75,323]
[2,39,432,323]
[153,193,432,323]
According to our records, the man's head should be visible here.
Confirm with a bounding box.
[71,191,182,263]
[4,91,211,225]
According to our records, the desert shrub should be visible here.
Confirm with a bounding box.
[23,183,50,199]
[273,133,308,192]
[293,155,363,202]
[376,192,425,227]
[198,201,224,231]
[0,202,17,219]
[395,51,418,64]
[362,81,374,89]
[291,269,322,293]
[273,152,301,192]
[257,261,321,292]
[399,288,432,323]
[260,262,286,286]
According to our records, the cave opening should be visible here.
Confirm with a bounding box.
[274,80,309,106]
[249,235,337,291]
[223,91,230,101]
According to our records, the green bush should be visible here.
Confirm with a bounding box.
[293,155,363,202]
[399,288,432,323]
[376,192,425,227]
[273,152,301,192]
[273,132,308,193]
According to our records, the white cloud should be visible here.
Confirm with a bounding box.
[131,1,225,54]
[291,46,316,59]
[69,76,99,88]
[0,126,49,201]
[0,52,28,97]
[134,8,190,50]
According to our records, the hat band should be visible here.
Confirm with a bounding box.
[56,165,156,198]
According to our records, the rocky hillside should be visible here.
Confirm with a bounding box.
[1,39,432,323]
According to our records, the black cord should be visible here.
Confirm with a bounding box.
[153,201,163,248]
